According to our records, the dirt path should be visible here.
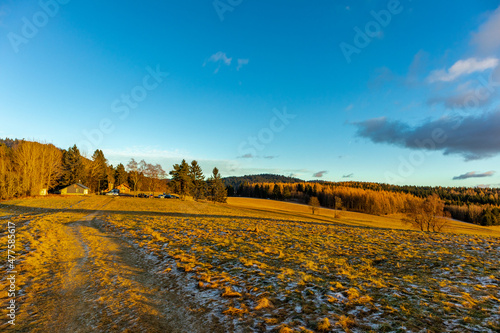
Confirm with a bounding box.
[9,208,224,333]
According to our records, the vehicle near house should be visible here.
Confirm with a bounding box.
[106,189,120,196]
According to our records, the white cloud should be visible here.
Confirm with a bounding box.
[471,5,500,55]
[427,57,499,82]
[204,53,250,74]
[207,51,232,65]
[237,58,249,71]
[345,104,353,111]
[203,52,232,73]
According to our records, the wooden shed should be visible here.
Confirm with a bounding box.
[60,183,89,195]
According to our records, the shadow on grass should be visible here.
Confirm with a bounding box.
[0,202,356,229]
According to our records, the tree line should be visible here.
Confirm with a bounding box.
[235,182,450,231]
[233,181,415,215]
[168,159,226,203]
[227,178,500,206]
[0,139,226,203]
[227,177,500,226]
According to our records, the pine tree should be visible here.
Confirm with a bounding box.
[208,167,227,203]
[115,163,128,186]
[272,184,282,200]
[189,160,205,201]
[61,145,86,186]
[169,159,192,199]
[89,149,108,192]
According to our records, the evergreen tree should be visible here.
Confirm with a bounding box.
[189,160,205,201]
[272,184,282,200]
[169,159,192,199]
[208,167,227,203]
[115,163,128,186]
[89,149,108,192]
[480,209,496,226]
[61,145,86,186]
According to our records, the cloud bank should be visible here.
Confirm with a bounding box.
[471,6,500,55]
[354,110,500,160]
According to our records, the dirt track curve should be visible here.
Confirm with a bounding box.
[2,200,226,333]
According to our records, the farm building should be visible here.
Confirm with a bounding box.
[116,183,131,193]
[60,183,89,195]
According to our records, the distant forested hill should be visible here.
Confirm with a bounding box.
[227,176,500,225]
[223,174,303,188]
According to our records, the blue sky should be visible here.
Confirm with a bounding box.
[1,0,499,187]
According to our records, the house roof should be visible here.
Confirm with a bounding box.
[63,183,89,190]
[117,183,130,188]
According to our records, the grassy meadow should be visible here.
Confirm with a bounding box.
[1,196,499,332]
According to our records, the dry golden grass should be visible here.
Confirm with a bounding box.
[0,196,215,332]
[1,196,499,332]
[227,197,500,237]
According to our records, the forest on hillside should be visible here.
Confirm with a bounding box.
[230,181,500,226]
[224,174,303,188]
[0,139,226,202]
[225,176,500,206]
[1,139,498,226]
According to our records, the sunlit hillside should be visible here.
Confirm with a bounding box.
[1,196,499,332]
[227,197,500,237]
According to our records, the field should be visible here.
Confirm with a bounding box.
[227,198,500,237]
[1,196,499,332]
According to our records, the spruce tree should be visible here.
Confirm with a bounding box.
[60,145,85,186]
[89,149,108,192]
[169,159,192,199]
[115,163,128,186]
[189,160,205,201]
[208,167,227,203]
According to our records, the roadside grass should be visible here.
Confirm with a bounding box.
[1,196,499,332]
